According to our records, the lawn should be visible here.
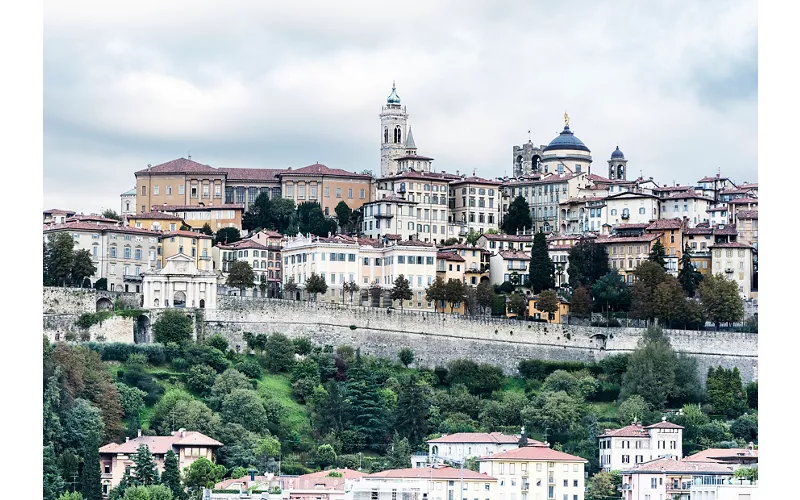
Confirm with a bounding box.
[257,373,312,438]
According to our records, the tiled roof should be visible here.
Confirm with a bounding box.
[428,432,523,445]
[560,196,606,205]
[713,224,737,235]
[498,251,530,260]
[134,158,221,175]
[481,446,587,462]
[596,233,662,244]
[132,211,185,220]
[214,475,271,490]
[378,170,461,182]
[437,252,466,262]
[100,430,222,455]
[450,176,503,186]
[161,230,213,239]
[684,448,758,462]
[222,167,286,182]
[698,175,729,182]
[663,192,714,201]
[216,239,270,251]
[597,424,651,438]
[249,229,284,240]
[44,208,76,215]
[280,163,372,179]
[43,222,160,237]
[299,469,367,480]
[366,467,495,480]
[607,191,659,200]
[439,244,490,253]
[480,234,532,242]
[395,154,435,161]
[367,195,417,204]
[684,227,713,236]
[395,239,437,248]
[646,218,684,230]
[736,210,758,220]
[67,214,121,224]
[615,223,650,231]
[623,457,734,474]
[706,205,728,212]
[653,185,694,193]
[728,198,758,205]
[644,421,684,430]
[709,242,753,249]
[154,204,245,211]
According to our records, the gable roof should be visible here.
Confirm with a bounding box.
[427,432,521,445]
[736,210,758,220]
[366,467,495,480]
[646,218,684,231]
[498,250,530,260]
[595,232,662,244]
[623,457,734,474]
[135,158,221,176]
[99,430,222,455]
[154,204,245,212]
[131,211,184,221]
[481,446,587,462]
[598,424,651,438]
[222,167,286,182]
[684,448,758,462]
[279,163,372,179]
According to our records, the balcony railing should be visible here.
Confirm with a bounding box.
[374,213,394,219]
[123,274,142,282]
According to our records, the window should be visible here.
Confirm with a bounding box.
[178,184,185,195]
[360,189,365,199]
[348,188,353,198]
[650,478,657,489]
[336,188,342,198]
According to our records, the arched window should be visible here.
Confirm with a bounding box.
[618,165,624,178]
[384,127,388,143]
[394,125,402,143]
[125,201,130,211]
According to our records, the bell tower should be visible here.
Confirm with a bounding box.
[608,146,628,180]
[379,82,408,177]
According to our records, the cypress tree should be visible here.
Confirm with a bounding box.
[80,431,103,500]
[677,245,703,296]
[648,240,667,268]
[528,232,555,294]
[44,443,66,500]
[161,449,187,500]
[345,353,387,450]
[393,375,430,447]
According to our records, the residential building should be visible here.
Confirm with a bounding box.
[425,433,536,466]
[247,228,284,247]
[448,176,503,237]
[347,466,498,500]
[68,214,124,226]
[476,233,533,253]
[153,204,244,231]
[683,446,758,469]
[501,171,589,234]
[278,163,373,214]
[527,294,570,323]
[652,185,696,200]
[658,192,713,227]
[597,420,684,472]
[604,192,660,229]
[478,445,588,500]
[620,457,734,500]
[43,208,76,225]
[99,428,222,497]
[684,226,714,275]
[436,252,467,314]
[128,211,185,232]
[706,204,730,226]
[282,469,368,500]
[43,221,161,292]
[213,238,282,297]
[727,198,758,221]
[143,254,218,309]
[689,480,758,500]
[736,211,758,249]
[595,232,664,284]
[361,195,420,242]
[709,242,755,297]
[696,174,736,203]
[645,218,686,275]
[363,239,439,310]
[159,230,214,272]
[120,188,136,216]
[489,250,530,287]
[135,158,227,214]
[439,244,491,286]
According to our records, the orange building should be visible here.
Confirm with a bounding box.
[278,163,373,215]
[128,211,186,232]
[645,218,686,275]
[153,204,244,232]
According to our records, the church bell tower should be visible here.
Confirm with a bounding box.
[379,82,408,177]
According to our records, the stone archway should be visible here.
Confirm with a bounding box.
[173,291,186,308]
[135,315,150,344]
[96,297,113,312]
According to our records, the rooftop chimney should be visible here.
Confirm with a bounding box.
[138,429,142,438]
[178,428,186,437]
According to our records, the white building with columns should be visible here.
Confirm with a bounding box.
[143,253,218,309]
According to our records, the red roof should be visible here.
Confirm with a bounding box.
[598,424,652,438]
[482,446,587,462]
[615,223,650,230]
[498,250,530,260]
[684,227,713,236]
[43,221,161,237]
[300,469,367,480]
[437,252,466,262]
[100,430,222,455]
[378,170,462,182]
[480,234,532,242]
[280,163,372,179]
[709,242,752,249]
[216,239,270,251]
[222,167,286,182]
[644,421,684,430]
[428,432,523,444]
[154,204,245,211]
[596,233,662,244]
[662,192,714,201]
[450,176,503,186]
[44,208,77,216]
[654,185,695,192]
[736,210,758,219]
[161,230,213,239]
[646,218,684,231]
[132,211,185,220]
[684,448,758,462]
[728,198,758,205]
[66,214,119,224]
[366,467,495,480]
[135,158,221,176]
[624,457,734,474]
[439,244,490,253]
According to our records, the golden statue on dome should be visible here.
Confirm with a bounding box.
[564,111,570,126]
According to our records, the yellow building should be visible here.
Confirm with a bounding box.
[278,163,373,215]
[159,230,214,271]
[153,204,244,232]
[596,232,663,284]
[479,446,588,500]
[436,252,467,314]
[440,244,490,286]
[646,218,686,275]
[128,211,186,232]
[736,210,758,249]
[528,294,570,323]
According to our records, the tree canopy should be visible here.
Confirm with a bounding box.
[500,196,533,235]
[528,232,555,293]
[226,260,256,292]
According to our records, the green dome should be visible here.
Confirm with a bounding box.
[387,81,401,105]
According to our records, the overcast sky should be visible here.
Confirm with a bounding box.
[44,0,757,214]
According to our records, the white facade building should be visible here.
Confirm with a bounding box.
[709,242,755,297]
[597,420,684,472]
[425,433,534,466]
[448,176,503,237]
[361,196,419,241]
[621,457,735,500]
[604,192,661,229]
[120,188,137,216]
[659,192,713,227]
[143,254,218,309]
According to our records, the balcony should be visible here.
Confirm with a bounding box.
[521,483,529,492]
[374,213,394,219]
[101,472,113,480]
[199,255,211,261]
[123,274,142,282]
[725,268,734,273]
[621,213,630,219]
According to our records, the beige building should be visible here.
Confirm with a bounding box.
[489,250,531,287]
[278,163,373,215]
[595,232,663,284]
[439,244,490,286]
[448,176,503,237]
[128,211,185,232]
[99,429,222,497]
[159,230,213,272]
[43,208,76,225]
[213,238,283,297]
[143,253,218,309]
[347,466,498,500]
[154,204,244,232]
[621,457,734,500]
[479,445,588,500]
[361,195,420,242]
[135,158,227,214]
[709,242,755,297]
[736,210,758,249]
[476,233,533,253]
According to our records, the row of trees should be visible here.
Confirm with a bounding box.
[243,193,361,236]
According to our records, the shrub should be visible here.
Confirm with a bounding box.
[291,358,320,383]
[517,359,597,380]
[206,334,229,352]
[236,358,263,379]
[264,333,296,373]
[76,311,112,328]
[152,310,193,344]
[183,344,231,373]
[280,461,312,475]
[434,366,449,385]
[291,377,317,403]
[171,357,189,372]
[293,337,314,355]
[186,364,218,396]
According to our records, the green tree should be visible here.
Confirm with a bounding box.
[343,280,360,304]
[102,209,122,221]
[537,289,560,318]
[444,279,466,313]
[648,240,667,267]
[80,431,103,500]
[345,354,387,451]
[186,365,218,396]
[264,333,296,372]
[258,274,268,296]
[734,467,758,482]
[528,232,555,293]
[393,375,431,446]
[57,493,83,500]
[398,348,414,368]
[269,197,298,234]
[506,293,527,318]
[214,227,241,245]
[72,249,97,287]
[698,274,744,328]
[298,201,337,236]
[254,435,281,473]
[386,433,412,469]
[182,458,226,499]
[746,381,758,409]
[242,192,272,232]
[199,223,214,236]
[570,286,592,317]
[115,383,146,421]
[45,444,66,500]
[618,395,652,424]
[651,275,686,326]
[152,310,193,345]
[465,229,481,246]
[131,445,159,486]
[226,261,255,294]
[629,261,668,321]
[221,389,270,433]
[335,201,353,232]
[93,278,108,290]
[731,413,758,442]
[475,280,494,316]
[425,276,447,312]
[283,277,298,299]
[305,272,328,301]
[620,327,685,409]
[501,196,533,235]
[391,275,413,311]
[586,470,617,500]
[46,233,77,286]
[592,270,630,313]
[65,399,105,452]
[522,391,584,434]
[677,246,703,296]
[160,449,186,500]
[316,444,337,468]
[206,335,228,352]
[706,366,747,418]
[567,240,609,288]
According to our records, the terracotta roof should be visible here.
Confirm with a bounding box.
[249,229,284,239]
[480,234,532,242]
[379,170,461,182]
[684,448,758,462]
[713,224,737,235]
[698,175,729,182]
[384,234,402,240]
[100,430,222,455]
[646,218,684,230]
[135,158,221,176]
[596,233,662,244]
[739,183,758,189]
[366,467,495,480]
[615,223,650,231]
[132,211,185,220]
[395,239,437,248]
[481,446,587,462]
[66,214,119,223]
[44,209,77,215]
[498,250,530,260]
[440,244,490,253]
[662,192,713,201]
[215,475,271,490]
[437,252,466,262]
[548,245,573,251]
[623,457,734,474]
[644,421,684,430]
[709,242,753,249]
[728,198,758,205]
[597,424,652,438]
[736,210,758,220]
[706,205,728,212]
[279,163,372,179]
[43,222,160,237]
[449,176,503,186]
[216,239,269,251]
[560,196,606,205]
[684,227,713,236]
[299,469,367,480]
[154,204,245,211]
[222,167,286,182]
[161,230,213,239]
[587,173,612,183]
[653,185,694,192]
[426,432,520,444]
[367,195,417,205]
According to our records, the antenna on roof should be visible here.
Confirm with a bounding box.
[188,150,191,160]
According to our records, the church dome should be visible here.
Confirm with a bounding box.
[543,125,590,153]
[387,82,401,105]
[611,145,625,159]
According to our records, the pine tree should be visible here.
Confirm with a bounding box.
[677,245,703,296]
[390,275,413,311]
[345,355,387,451]
[648,240,667,268]
[161,449,187,500]
[131,444,159,486]
[501,196,533,235]
[109,467,132,500]
[385,432,412,469]
[393,375,430,446]
[44,444,66,500]
[528,232,555,293]
[44,370,64,450]
[80,431,103,500]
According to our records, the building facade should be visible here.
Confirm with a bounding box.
[153,204,244,231]
[278,163,373,215]
[597,420,684,472]
[479,446,587,500]
[709,242,755,297]
[620,457,734,500]
[142,254,218,309]
[448,176,503,237]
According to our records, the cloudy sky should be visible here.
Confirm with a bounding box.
[44,0,757,214]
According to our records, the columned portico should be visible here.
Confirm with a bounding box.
[143,254,218,309]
